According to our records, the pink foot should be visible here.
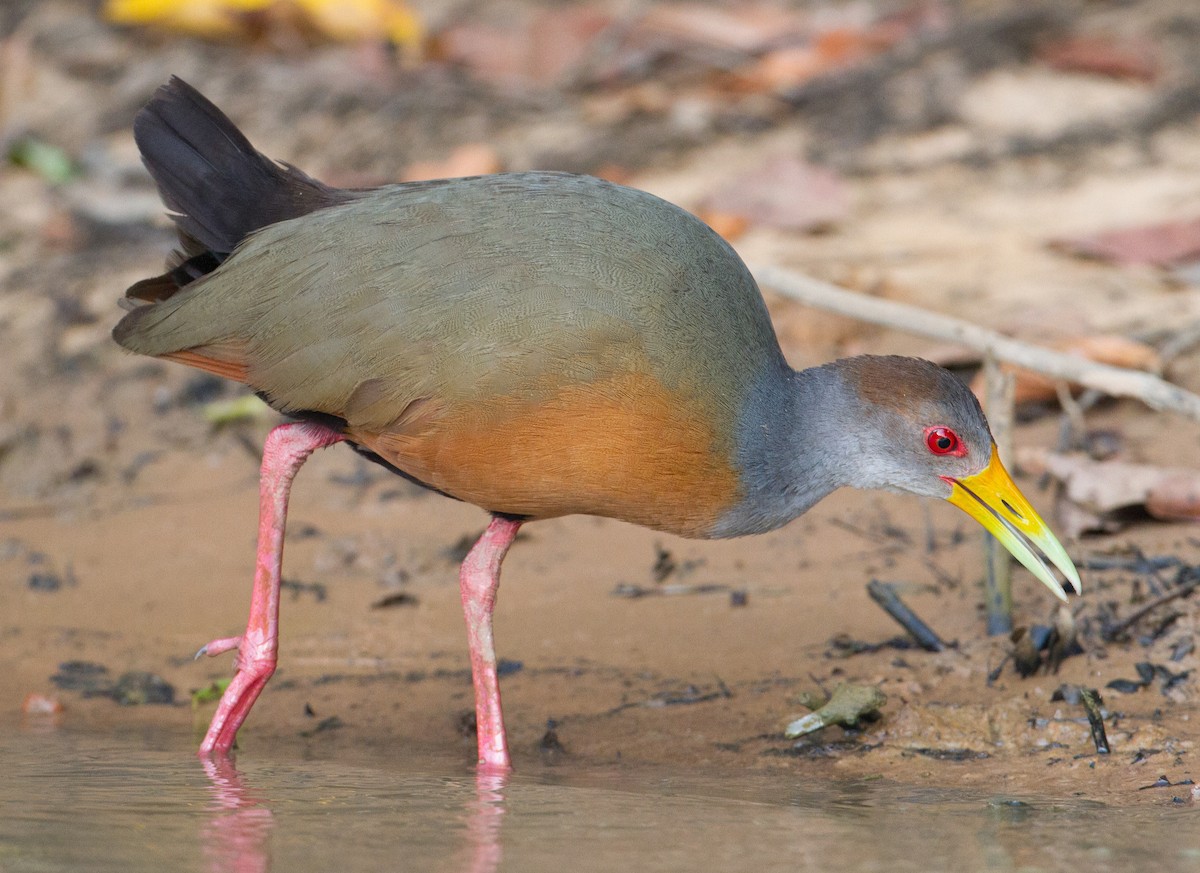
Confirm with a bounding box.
[196,636,242,659]
[198,421,344,757]
[460,516,523,771]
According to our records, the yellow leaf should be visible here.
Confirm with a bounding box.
[105,0,422,47]
[105,0,271,36]
[294,0,422,48]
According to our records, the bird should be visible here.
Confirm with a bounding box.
[113,77,1081,771]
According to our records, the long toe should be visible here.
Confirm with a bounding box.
[196,635,243,659]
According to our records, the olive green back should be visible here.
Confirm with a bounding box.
[116,173,786,446]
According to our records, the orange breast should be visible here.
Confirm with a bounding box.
[349,372,742,538]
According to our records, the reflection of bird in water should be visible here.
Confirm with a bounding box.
[463,772,507,873]
[201,758,272,873]
[199,758,506,873]
[115,77,1080,771]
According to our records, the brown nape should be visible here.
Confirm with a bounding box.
[837,355,963,412]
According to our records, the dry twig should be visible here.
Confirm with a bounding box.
[866,580,947,652]
[1102,570,1200,642]
[752,264,1200,421]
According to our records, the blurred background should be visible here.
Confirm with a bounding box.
[2,0,1199,786]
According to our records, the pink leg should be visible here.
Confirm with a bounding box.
[460,516,522,771]
[198,421,345,756]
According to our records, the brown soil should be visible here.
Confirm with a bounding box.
[3,0,1199,806]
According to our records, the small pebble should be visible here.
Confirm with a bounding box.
[51,661,110,693]
[1106,678,1145,694]
[22,693,63,715]
[112,671,175,706]
[497,659,524,677]
[27,572,62,592]
[299,715,343,738]
[540,719,565,754]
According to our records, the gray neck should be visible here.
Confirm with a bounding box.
[710,363,853,538]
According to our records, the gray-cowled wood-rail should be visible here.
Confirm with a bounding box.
[113,78,1080,771]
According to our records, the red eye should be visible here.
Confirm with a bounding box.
[925,426,962,456]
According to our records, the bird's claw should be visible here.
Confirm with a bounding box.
[196,636,243,660]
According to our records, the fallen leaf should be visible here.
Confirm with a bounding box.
[1055,334,1159,371]
[529,7,614,83]
[1144,476,1200,522]
[431,21,522,82]
[1037,35,1160,83]
[695,209,750,242]
[634,3,803,55]
[738,27,881,92]
[1019,450,1167,513]
[403,143,501,182]
[733,5,944,94]
[105,0,422,48]
[592,163,634,185]
[105,0,264,38]
[40,210,83,248]
[1052,217,1200,267]
[294,0,421,47]
[1018,449,1200,533]
[736,45,825,93]
[434,7,611,88]
[700,156,849,232]
[969,334,1162,405]
[581,83,672,126]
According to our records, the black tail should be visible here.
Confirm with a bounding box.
[128,77,351,302]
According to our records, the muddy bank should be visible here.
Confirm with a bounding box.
[2,0,1199,805]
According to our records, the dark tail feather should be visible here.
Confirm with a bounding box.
[133,76,351,279]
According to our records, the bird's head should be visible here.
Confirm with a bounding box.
[830,355,1080,602]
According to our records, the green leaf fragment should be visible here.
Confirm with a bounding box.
[785,682,887,738]
[8,137,77,184]
[202,394,273,425]
[191,678,232,708]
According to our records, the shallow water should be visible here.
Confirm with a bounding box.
[2,727,1197,873]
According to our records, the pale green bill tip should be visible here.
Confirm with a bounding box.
[947,447,1081,602]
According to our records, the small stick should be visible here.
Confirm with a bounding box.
[866,580,947,652]
[1158,320,1200,369]
[1081,555,1180,573]
[751,265,1200,421]
[611,582,730,599]
[982,356,1015,636]
[1044,385,1101,491]
[1054,382,1088,450]
[1102,570,1200,641]
[1079,687,1110,755]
